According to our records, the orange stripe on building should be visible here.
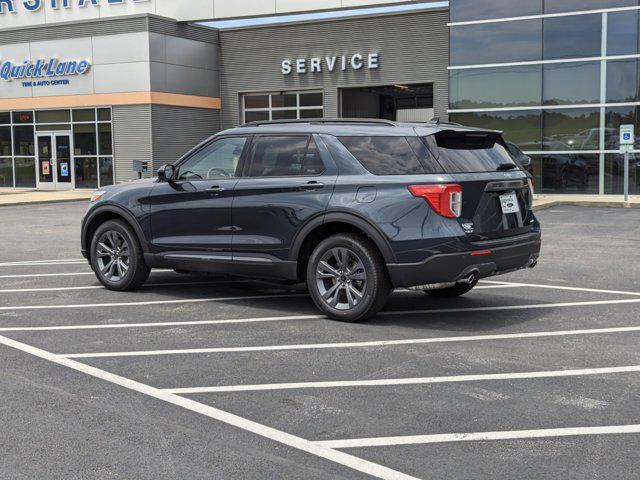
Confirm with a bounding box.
[0,92,221,110]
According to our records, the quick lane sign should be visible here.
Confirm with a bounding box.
[0,57,91,83]
[0,0,149,14]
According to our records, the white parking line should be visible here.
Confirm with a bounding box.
[0,314,323,332]
[0,293,308,311]
[481,280,640,297]
[163,365,640,394]
[0,258,86,266]
[0,261,87,267]
[0,280,258,294]
[0,334,420,480]
[316,424,640,449]
[0,272,95,279]
[62,324,640,359]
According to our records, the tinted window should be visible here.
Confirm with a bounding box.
[178,137,247,180]
[608,11,640,56]
[73,124,96,156]
[545,0,637,13]
[0,126,11,156]
[543,108,600,150]
[450,0,541,22]
[543,15,601,59]
[247,136,324,177]
[606,105,639,149]
[607,59,640,103]
[338,136,438,175]
[449,111,542,151]
[13,126,35,156]
[450,65,541,109]
[543,62,600,105]
[450,20,542,66]
[529,154,599,194]
[431,131,517,173]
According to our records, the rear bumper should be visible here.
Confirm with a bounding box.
[387,232,541,288]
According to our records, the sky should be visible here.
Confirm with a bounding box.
[198,1,448,29]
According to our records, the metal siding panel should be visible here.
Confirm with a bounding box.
[113,104,153,183]
[219,9,449,129]
[150,105,221,170]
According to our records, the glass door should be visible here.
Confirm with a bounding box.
[36,133,74,190]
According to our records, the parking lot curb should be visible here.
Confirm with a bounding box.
[533,199,640,211]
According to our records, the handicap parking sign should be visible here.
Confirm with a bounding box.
[620,125,634,146]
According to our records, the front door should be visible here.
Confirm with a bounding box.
[37,133,74,190]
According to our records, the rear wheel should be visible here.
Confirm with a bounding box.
[425,281,476,298]
[307,233,391,322]
[90,220,150,291]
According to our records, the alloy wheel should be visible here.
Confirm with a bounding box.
[315,247,367,311]
[95,230,130,282]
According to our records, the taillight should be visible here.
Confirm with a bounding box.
[408,184,463,218]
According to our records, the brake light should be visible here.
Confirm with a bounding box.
[408,184,463,218]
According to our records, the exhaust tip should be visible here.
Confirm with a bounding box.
[528,259,538,269]
[458,270,480,285]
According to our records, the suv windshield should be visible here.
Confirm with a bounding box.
[428,131,517,173]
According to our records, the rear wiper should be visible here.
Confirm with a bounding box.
[496,163,518,171]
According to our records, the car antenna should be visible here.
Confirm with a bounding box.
[430,117,441,125]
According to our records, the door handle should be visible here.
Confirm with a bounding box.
[209,185,225,192]
[300,181,324,190]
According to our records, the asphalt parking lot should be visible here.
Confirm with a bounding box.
[1,202,639,480]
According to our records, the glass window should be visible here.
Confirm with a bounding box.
[338,136,435,175]
[430,131,517,173]
[13,126,35,156]
[98,123,113,156]
[544,14,602,60]
[247,136,322,177]
[543,62,600,105]
[450,20,542,66]
[35,124,71,132]
[73,109,95,122]
[543,108,600,150]
[605,153,640,195]
[450,0,542,23]
[245,95,269,109]
[272,110,297,120]
[73,124,97,155]
[0,112,10,124]
[530,153,599,194]
[0,126,11,156]
[13,111,33,124]
[99,157,114,187]
[450,65,541,109]
[605,105,639,149]
[300,109,324,119]
[272,93,297,108]
[545,0,637,13]
[178,137,247,180]
[608,10,640,56]
[97,108,111,121]
[449,111,543,151]
[299,92,323,107]
[74,157,98,189]
[244,111,269,123]
[36,110,70,124]
[14,157,36,188]
[607,59,640,103]
[0,158,12,187]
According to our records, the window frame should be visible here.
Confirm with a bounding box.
[174,135,250,182]
[241,134,327,179]
[242,90,324,124]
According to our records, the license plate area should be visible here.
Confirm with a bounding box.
[499,191,520,214]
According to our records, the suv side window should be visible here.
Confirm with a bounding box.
[176,137,247,181]
[246,135,325,177]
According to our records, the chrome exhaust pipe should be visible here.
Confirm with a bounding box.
[458,271,479,285]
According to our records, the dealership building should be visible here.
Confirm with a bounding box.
[0,0,638,195]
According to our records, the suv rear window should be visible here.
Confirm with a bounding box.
[338,136,442,175]
[429,131,517,173]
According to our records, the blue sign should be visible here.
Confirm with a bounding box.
[623,133,631,141]
[0,57,90,82]
[0,0,150,14]
[60,162,69,177]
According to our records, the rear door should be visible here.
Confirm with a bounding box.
[232,134,338,262]
[424,130,535,241]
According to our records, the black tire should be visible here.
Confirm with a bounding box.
[306,233,391,322]
[426,282,476,298]
[90,219,150,291]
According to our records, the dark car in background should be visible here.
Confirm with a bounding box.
[81,119,541,322]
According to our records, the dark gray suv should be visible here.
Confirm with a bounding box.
[81,119,541,322]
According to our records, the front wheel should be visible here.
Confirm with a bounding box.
[90,219,150,291]
[307,233,391,322]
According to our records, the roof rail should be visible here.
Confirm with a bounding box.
[240,118,399,128]
[429,117,463,127]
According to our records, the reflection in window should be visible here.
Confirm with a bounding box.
[543,62,600,105]
[544,14,601,60]
[98,123,113,156]
[450,0,542,23]
[248,136,324,177]
[73,109,95,122]
[450,20,542,66]
[543,109,600,150]
[178,137,247,180]
[605,106,639,149]
[74,157,98,189]
[73,124,97,156]
[607,59,640,103]
[13,126,35,156]
[14,158,36,188]
[0,126,11,156]
[0,158,12,187]
[545,0,637,13]
[449,111,542,151]
[450,65,541,109]
[608,10,640,56]
[605,153,640,195]
[530,154,599,194]
[36,110,70,124]
[99,157,114,187]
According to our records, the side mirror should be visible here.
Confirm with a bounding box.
[519,155,532,168]
[157,164,175,182]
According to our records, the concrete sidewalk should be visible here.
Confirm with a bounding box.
[0,189,93,206]
[533,194,640,211]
